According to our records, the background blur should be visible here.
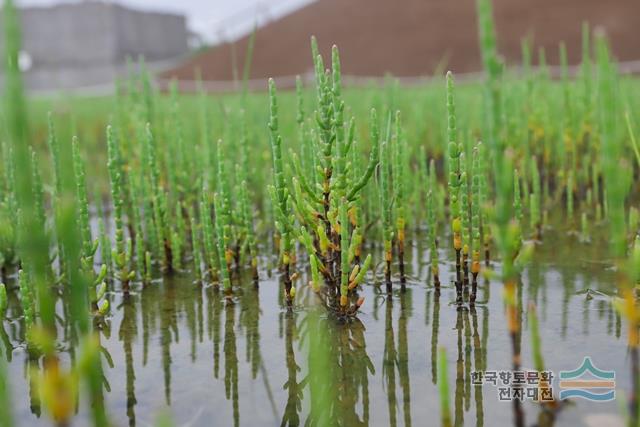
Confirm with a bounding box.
[4,0,640,94]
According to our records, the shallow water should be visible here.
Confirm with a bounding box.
[1,227,632,427]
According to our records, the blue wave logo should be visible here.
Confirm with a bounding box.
[559,357,615,401]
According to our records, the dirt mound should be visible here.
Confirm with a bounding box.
[163,0,640,83]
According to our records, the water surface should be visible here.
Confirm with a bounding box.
[2,228,630,427]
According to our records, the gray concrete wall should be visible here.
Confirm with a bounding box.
[20,2,117,68]
[0,1,189,92]
[112,4,188,63]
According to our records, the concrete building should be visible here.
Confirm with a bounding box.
[2,1,189,93]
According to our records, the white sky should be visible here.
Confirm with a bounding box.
[18,0,313,42]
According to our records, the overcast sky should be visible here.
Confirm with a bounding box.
[18,0,313,42]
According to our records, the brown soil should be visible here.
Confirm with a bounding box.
[163,0,640,83]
